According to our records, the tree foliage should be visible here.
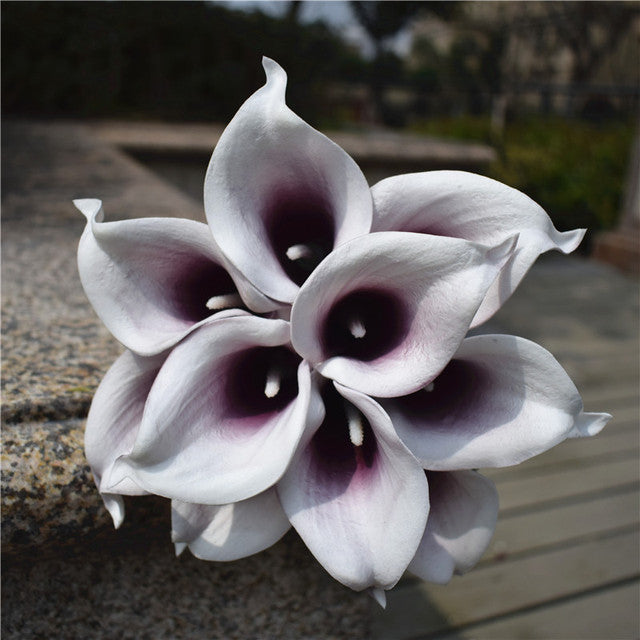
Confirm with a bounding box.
[2,1,366,124]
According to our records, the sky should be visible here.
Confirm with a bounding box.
[213,1,413,58]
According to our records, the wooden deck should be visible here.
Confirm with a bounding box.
[373,256,640,639]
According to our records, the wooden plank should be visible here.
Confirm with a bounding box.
[582,400,639,424]
[566,356,639,387]
[484,489,639,564]
[372,529,639,639]
[431,580,640,640]
[540,338,639,361]
[580,381,639,406]
[486,429,639,481]
[593,414,638,437]
[489,458,639,512]
[548,338,639,357]
[593,404,639,426]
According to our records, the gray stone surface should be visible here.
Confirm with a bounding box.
[2,419,111,551]
[3,530,371,639]
[1,121,204,424]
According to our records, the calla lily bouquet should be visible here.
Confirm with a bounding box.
[76,58,610,607]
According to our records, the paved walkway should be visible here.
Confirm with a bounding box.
[2,120,638,639]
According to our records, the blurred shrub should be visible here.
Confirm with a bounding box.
[2,1,366,126]
[494,117,633,238]
[411,115,634,237]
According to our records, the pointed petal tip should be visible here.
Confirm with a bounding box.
[557,227,586,254]
[110,512,124,530]
[569,412,612,438]
[102,494,125,529]
[174,542,188,557]
[370,587,387,609]
[73,198,102,221]
[261,56,287,85]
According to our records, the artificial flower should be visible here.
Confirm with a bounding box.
[75,198,279,356]
[84,349,166,527]
[77,56,610,606]
[371,171,585,327]
[381,334,609,470]
[408,470,499,584]
[171,488,291,562]
[203,57,373,305]
[107,315,323,506]
[277,381,429,596]
[290,230,516,397]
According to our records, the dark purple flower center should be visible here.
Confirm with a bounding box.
[225,346,300,419]
[322,288,408,361]
[173,258,243,322]
[396,359,486,422]
[309,384,377,493]
[265,190,334,286]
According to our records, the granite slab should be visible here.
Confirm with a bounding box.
[2,419,107,550]
[2,528,372,639]
[1,121,206,424]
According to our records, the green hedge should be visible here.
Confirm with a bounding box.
[411,116,634,240]
[2,1,365,126]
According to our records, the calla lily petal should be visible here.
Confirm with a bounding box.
[204,57,372,304]
[171,488,290,561]
[277,382,429,592]
[291,231,516,398]
[371,171,585,326]
[370,587,387,609]
[108,316,323,505]
[220,250,284,314]
[409,470,498,584]
[85,349,167,528]
[75,198,251,356]
[383,334,612,470]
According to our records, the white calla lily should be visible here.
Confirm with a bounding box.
[108,315,324,505]
[278,381,429,594]
[204,57,373,304]
[291,231,516,398]
[409,470,499,584]
[371,171,585,326]
[84,349,167,527]
[381,334,611,470]
[171,488,290,562]
[75,199,276,356]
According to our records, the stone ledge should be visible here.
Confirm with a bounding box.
[2,527,371,639]
[2,415,372,637]
[89,119,497,171]
[2,419,111,552]
[1,121,206,427]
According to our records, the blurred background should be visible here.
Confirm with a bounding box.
[3,0,639,243]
